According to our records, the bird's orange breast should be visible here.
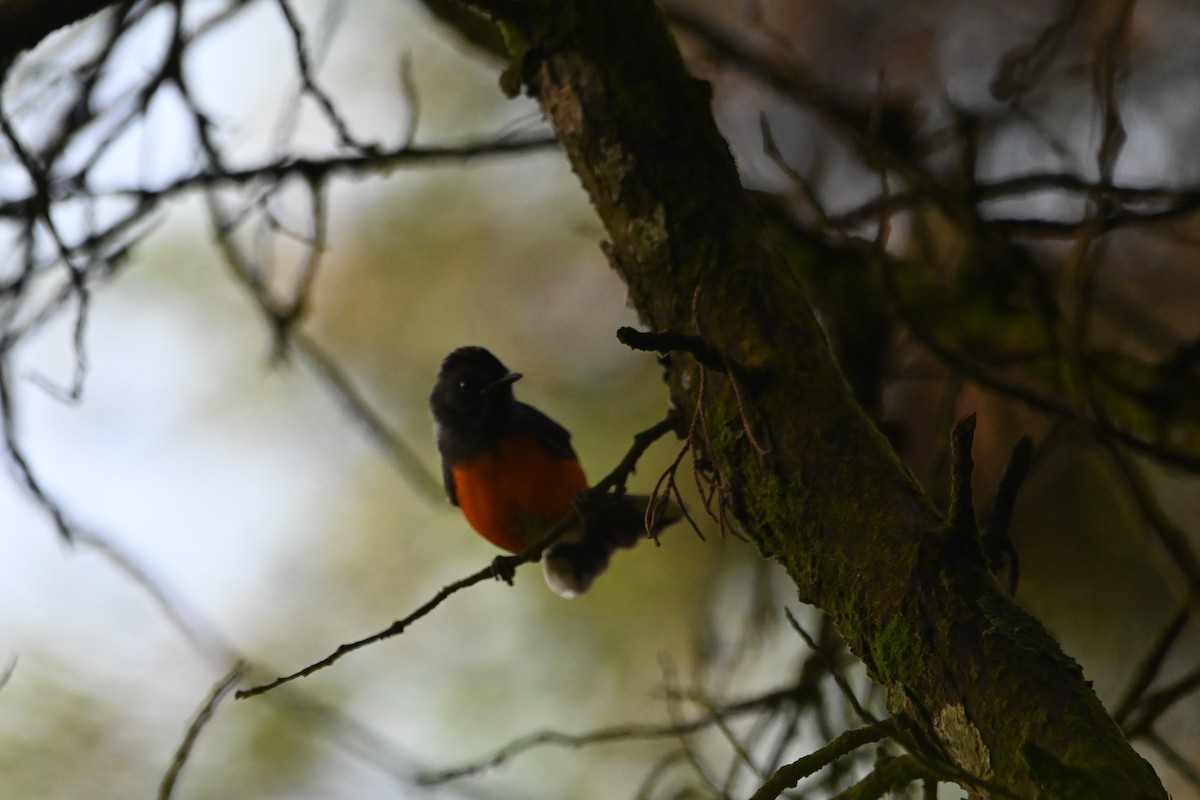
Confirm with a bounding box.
[451,433,588,553]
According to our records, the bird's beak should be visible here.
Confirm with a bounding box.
[485,371,523,393]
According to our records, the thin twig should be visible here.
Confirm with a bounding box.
[1114,603,1190,726]
[238,411,682,699]
[0,655,15,692]
[235,535,551,699]
[784,609,874,725]
[159,662,247,800]
[417,684,801,786]
[983,436,1033,592]
[745,723,892,800]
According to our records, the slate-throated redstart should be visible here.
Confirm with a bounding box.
[430,346,679,597]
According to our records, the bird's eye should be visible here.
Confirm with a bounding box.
[457,379,470,391]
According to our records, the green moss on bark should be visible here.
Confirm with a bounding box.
[475,0,1169,796]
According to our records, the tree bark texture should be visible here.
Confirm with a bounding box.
[480,0,1167,797]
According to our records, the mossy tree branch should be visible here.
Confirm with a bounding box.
[466,0,1167,796]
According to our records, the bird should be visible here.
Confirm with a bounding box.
[430,346,679,597]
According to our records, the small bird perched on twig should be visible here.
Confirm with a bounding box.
[430,346,680,596]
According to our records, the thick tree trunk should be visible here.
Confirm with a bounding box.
[475,0,1167,796]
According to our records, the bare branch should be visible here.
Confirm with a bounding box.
[237,411,683,699]
[417,682,812,786]
[746,723,891,800]
[158,662,247,800]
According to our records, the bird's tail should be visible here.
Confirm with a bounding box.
[542,493,684,598]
